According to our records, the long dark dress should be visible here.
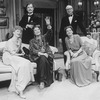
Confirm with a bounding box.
[19,14,40,44]
[65,35,92,87]
[29,28,53,87]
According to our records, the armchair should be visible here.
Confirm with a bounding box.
[64,36,100,82]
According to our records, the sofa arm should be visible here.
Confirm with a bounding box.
[50,46,58,54]
[64,51,70,70]
[92,49,100,71]
[21,44,58,55]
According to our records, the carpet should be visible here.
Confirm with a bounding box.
[0,78,100,100]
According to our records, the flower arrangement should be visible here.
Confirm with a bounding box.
[87,12,100,32]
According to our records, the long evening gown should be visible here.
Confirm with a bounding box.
[2,38,34,92]
[65,35,92,87]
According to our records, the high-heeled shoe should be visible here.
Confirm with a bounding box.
[39,82,45,89]
[19,91,26,99]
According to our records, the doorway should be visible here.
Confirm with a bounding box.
[34,8,54,46]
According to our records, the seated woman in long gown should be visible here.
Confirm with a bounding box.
[64,26,93,87]
[2,26,34,98]
[29,17,54,89]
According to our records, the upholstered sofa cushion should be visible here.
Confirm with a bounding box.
[0,41,6,60]
[82,41,96,56]
[81,37,97,56]
[0,62,12,73]
[0,41,6,50]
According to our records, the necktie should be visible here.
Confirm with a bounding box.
[28,14,32,17]
[69,15,73,17]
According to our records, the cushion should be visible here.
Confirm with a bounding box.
[81,36,97,56]
[82,41,96,56]
[0,61,12,73]
[21,43,29,49]
[0,41,6,50]
[50,46,58,54]
[81,36,97,47]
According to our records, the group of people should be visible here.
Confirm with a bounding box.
[2,3,53,99]
[59,5,93,87]
[2,3,95,99]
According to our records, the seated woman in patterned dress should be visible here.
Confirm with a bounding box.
[29,17,54,89]
[64,26,93,87]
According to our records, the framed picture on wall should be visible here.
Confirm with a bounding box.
[0,7,6,16]
[0,17,8,28]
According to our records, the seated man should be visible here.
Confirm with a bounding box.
[29,17,54,89]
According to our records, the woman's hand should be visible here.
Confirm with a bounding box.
[26,24,33,29]
[72,52,78,58]
[45,17,50,25]
[41,47,45,53]
[44,53,48,58]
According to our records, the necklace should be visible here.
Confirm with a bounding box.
[69,36,74,44]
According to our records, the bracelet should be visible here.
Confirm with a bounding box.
[47,25,52,29]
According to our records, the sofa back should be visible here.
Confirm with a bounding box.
[0,41,58,55]
[81,36,98,56]
[0,41,6,51]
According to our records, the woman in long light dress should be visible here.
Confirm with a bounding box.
[2,26,34,99]
[65,26,92,87]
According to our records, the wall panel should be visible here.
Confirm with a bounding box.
[0,0,14,41]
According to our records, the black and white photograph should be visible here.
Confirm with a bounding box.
[0,0,100,100]
[0,7,6,16]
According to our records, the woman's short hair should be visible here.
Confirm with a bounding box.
[64,26,73,31]
[13,26,23,33]
[10,26,23,35]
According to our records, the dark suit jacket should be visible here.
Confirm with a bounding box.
[59,13,87,52]
[59,13,87,40]
[19,14,41,44]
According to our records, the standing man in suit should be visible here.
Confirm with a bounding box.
[59,5,87,77]
[19,3,41,44]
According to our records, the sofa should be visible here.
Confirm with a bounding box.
[0,41,58,82]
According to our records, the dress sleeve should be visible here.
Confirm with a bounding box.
[29,40,40,56]
[65,37,70,50]
[77,35,83,47]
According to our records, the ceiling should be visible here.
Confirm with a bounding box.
[23,0,58,8]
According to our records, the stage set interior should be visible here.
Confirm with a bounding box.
[0,0,100,100]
